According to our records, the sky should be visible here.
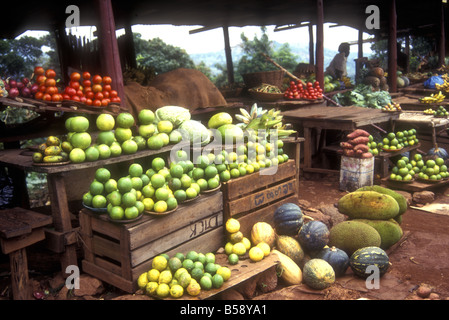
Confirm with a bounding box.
[21,23,374,56]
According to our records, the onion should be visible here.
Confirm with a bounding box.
[22,77,30,86]
[21,87,31,98]
[16,81,24,90]
[8,79,17,88]
[8,87,19,98]
[30,84,39,94]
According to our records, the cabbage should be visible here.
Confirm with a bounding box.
[178,120,211,146]
[155,106,191,127]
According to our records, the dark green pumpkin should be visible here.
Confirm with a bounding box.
[427,146,448,160]
[316,246,349,277]
[303,258,335,290]
[273,203,304,236]
[349,246,390,278]
[298,221,329,253]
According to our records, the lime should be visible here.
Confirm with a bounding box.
[186,250,199,261]
[69,116,89,133]
[204,252,215,264]
[142,184,155,198]
[168,178,182,191]
[138,124,156,139]
[174,189,187,203]
[131,177,143,190]
[185,187,198,199]
[190,182,201,194]
[207,177,220,189]
[124,206,139,219]
[228,253,239,265]
[180,174,192,189]
[157,133,170,146]
[219,170,231,182]
[212,274,224,289]
[127,163,143,177]
[82,192,93,206]
[177,272,192,289]
[182,259,195,272]
[84,146,99,162]
[192,168,205,180]
[152,157,166,171]
[170,164,184,179]
[104,179,117,194]
[107,190,122,206]
[168,257,183,273]
[117,177,133,193]
[142,198,154,211]
[138,109,155,125]
[89,180,104,196]
[166,197,178,210]
[204,165,218,179]
[147,135,164,150]
[92,195,107,208]
[169,130,183,144]
[230,168,240,179]
[69,147,86,163]
[199,275,212,290]
[191,267,204,281]
[155,187,170,201]
[196,178,208,192]
[151,173,166,189]
[204,262,217,275]
[116,112,135,128]
[96,114,115,131]
[108,206,124,220]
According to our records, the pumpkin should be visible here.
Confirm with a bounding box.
[251,222,276,248]
[272,249,302,285]
[298,221,330,254]
[302,258,335,290]
[273,203,304,236]
[316,246,349,277]
[369,67,385,78]
[349,246,390,279]
[275,235,304,265]
[427,145,448,160]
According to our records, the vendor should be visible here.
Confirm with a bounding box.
[325,42,350,80]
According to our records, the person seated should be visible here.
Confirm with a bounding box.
[325,42,350,80]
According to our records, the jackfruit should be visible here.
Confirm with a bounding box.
[337,191,399,220]
[351,219,403,250]
[356,185,407,215]
[328,221,381,256]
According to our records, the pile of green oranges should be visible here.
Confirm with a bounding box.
[224,218,271,265]
[137,251,231,299]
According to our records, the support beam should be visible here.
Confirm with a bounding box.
[355,29,364,82]
[309,24,314,65]
[315,0,324,88]
[388,0,397,93]
[439,1,446,67]
[223,26,235,85]
[96,0,126,109]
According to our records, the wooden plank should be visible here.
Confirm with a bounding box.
[222,160,296,200]
[82,259,134,293]
[9,248,32,300]
[127,191,223,249]
[0,207,52,239]
[130,211,223,267]
[381,177,449,192]
[92,235,121,262]
[227,179,296,217]
[1,228,45,255]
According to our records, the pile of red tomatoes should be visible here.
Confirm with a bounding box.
[284,80,323,100]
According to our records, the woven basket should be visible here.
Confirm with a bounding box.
[242,70,285,89]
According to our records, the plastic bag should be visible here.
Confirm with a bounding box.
[423,76,444,89]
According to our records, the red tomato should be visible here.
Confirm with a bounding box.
[39,85,47,93]
[101,99,109,106]
[109,90,118,98]
[62,94,71,100]
[52,93,62,102]
[71,95,80,102]
[111,97,121,103]
[86,91,95,100]
[34,92,44,100]
[82,72,91,80]
[102,76,112,85]
[36,75,47,85]
[69,81,80,91]
[76,90,84,97]
[42,93,52,101]
[85,98,93,106]
[45,78,56,87]
[46,86,58,95]
[34,66,45,76]
[102,91,110,99]
[70,72,81,82]
[82,79,91,88]
[93,99,102,107]
[92,75,102,84]
[66,87,77,96]
[94,92,104,100]
[79,96,87,104]
[103,84,112,92]
[45,69,56,79]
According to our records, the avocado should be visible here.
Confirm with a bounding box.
[328,221,381,256]
[337,191,400,220]
[356,185,408,215]
[352,219,403,250]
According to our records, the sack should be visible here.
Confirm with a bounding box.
[423,76,444,89]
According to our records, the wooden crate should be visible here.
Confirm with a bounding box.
[79,191,224,293]
[222,160,298,235]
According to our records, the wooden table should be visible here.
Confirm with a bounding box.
[0,144,180,274]
[282,105,400,174]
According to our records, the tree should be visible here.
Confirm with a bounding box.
[134,34,195,74]
[0,36,46,79]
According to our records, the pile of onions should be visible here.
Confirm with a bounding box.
[5,77,37,99]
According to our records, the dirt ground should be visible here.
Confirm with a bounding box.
[1,175,448,301]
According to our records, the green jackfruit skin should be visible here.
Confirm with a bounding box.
[351,219,403,250]
[337,191,400,220]
[328,221,381,256]
[356,185,407,215]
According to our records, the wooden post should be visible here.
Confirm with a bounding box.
[96,0,126,109]
[223,26,235,85]
[315,0,324,88]
[439,1,446,67]
[405,35,410,74]
[308,24,314,66]
[355,29,364,82]
[388,0,397,93]
[124,21,137,70]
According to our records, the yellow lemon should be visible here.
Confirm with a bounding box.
[152,255,168,271]
[147,268,160,282]
[216,266,231,281]
[241,237,252,250]
[156,283,170,298]
[256,242,271,257]
[158,270,173,284]
[224,242,234,255]
[145,281,158,296]
[249,246,265,262]
[170,284,184,298]
[186,279,201,296]
[232,242,246,256]
[137,272,149,289]
[226,218,240,233]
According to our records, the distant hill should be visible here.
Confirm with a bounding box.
[190,41,361,80]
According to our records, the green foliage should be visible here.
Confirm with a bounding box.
[332,84,392,109]
[134,35,195,74]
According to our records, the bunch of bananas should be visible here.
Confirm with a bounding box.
[419,91,446,104]
[235,103,296,139]
[341,76,353,88]
[435,74,449,93]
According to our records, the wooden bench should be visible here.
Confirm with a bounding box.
[0,207,52,300]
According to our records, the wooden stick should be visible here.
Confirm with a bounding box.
[261,53,343,107]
